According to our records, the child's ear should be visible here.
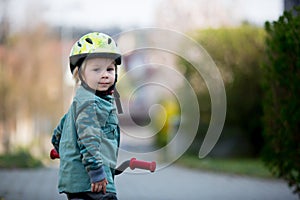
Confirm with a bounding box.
[72,67,80,84]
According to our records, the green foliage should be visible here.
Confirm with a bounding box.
[0,149,43,169]
[154,99,180,147]
[177,155,273,178]
[180,25,266,156]
[262,7,300,196]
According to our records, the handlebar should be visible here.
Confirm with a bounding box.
[50,148,156,175]
[129,158,156,172]
[114,158,156,175]
[50,148,60,159]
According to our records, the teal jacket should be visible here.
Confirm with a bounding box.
[51,86,120,194]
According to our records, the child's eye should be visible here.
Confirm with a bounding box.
[107,68,115,71]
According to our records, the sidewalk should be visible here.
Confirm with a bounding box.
[0,165,298,200]
[0,126,297,200]
[117,165,298,200]
[0,167,66,200]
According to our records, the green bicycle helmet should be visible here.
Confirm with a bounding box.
[69,32,121,73]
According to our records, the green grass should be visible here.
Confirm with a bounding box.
[176,155,273,178]
[0,149,43,169]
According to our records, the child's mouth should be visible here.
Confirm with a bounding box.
[98,82,109,86]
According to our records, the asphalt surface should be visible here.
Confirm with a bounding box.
[0,165,298,200]
[0,126,298,200]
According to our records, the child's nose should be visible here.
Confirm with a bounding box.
[101,71,109,78]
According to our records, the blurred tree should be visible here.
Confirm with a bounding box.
[262,7,300,196]
[285,0,300,15]
[0,0,12,152]
[179,25,266,156]
[0,25,64,153]
[154,98,180,148]
[0,0,9,44]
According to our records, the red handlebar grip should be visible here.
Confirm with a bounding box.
[50,148,60,159]
[129,158,156,172]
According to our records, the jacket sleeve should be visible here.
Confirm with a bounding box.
[75,101,108,183]
[51,114,67,153]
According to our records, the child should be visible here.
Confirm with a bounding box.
[51,32,122,200]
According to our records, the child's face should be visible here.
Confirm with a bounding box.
[83,57,116,91]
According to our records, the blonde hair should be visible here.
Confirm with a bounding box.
[72,60,87,85]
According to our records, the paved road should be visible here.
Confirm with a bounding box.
[0,165,297,200]
[0,167,66,200]
[117,165,298,200]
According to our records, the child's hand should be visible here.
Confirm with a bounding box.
[91,179,108,193]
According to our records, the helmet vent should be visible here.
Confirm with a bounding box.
[108,38,112,44]
[77,41,82,47]
[85,38,93,44]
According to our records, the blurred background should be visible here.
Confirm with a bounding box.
[0,0,282,155]
[0,0,298,179]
